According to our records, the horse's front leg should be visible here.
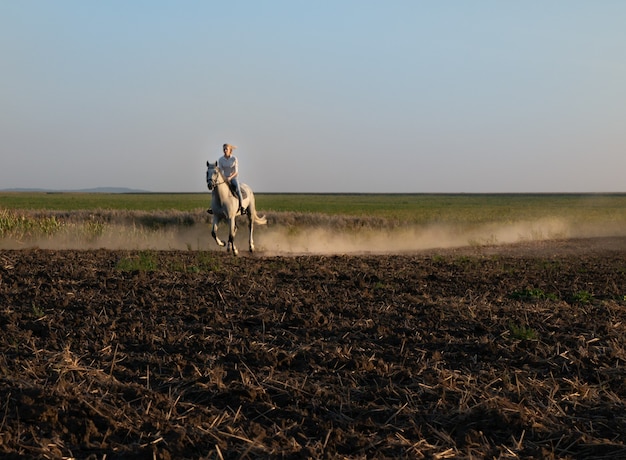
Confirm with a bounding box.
[228,217,238,256]
[211,217,225,247]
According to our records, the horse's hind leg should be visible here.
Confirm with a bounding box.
[248,216,255,252]
[247,196,258,252]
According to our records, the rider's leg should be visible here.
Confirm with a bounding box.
[231,178,245,214]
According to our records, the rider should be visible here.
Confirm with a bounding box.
[208,143,246,215]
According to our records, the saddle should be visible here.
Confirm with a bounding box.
[228,183,247,200]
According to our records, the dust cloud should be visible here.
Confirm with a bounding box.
[3,217,625,254]
[254,217,622,255]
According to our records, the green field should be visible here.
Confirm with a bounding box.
[2,192,626,225]
[2,192,625,250]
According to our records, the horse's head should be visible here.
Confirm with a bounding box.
[206,161,220,190]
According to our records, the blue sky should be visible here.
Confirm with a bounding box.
[1,1,625,193]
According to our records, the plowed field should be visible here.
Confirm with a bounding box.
[1,238,625,459]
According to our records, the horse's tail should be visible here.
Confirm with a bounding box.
[251,209,267,225]
[247,192,267,225]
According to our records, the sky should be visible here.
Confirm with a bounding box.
[1,1,625,193]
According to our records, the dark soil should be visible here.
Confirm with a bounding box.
[1,237,625,459]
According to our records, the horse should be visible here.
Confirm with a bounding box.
[206,161,267,255]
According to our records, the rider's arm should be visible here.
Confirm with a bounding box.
[227,157,239,181]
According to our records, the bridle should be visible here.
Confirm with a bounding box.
[207,166,226,191]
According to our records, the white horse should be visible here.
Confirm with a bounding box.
[206,161,267,255]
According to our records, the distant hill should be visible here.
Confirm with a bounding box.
[2,187,151,193]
